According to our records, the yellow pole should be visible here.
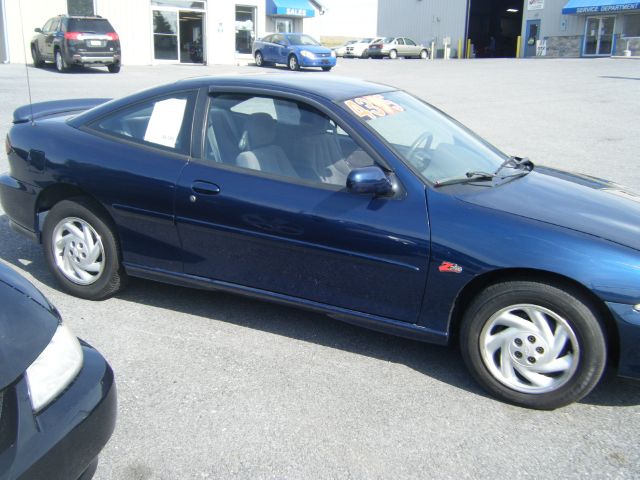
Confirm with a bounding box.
[466,39,471,59]
[458,38,462,59]
[516,35,522,58]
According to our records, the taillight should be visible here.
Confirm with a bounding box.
[106,32,119,41]
[64,32,81,40]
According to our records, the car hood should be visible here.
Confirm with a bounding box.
[294,45,332,54]
[0,264,59,390]
[456,166,640,252]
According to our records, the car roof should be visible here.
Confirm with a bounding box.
[69,74,397,127]
[178,74,395,101]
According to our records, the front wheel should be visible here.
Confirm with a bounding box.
[389,49,398,59]
[360,49,369,59]
[460,280,607,410]
[42,197,127,300]
[31,45,44,67]
[321,66,332,72]
[288,55,300,71]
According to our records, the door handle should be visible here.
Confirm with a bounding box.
[191,181,220,195]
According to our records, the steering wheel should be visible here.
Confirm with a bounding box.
[407,131,433,171]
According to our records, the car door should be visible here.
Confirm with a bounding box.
[175,91,431,323]
[44,17,61,60]
[37,18,54,61]
[82,89,200,272]
[393,38,404,56]
[274,35,290,64]
[404,38,418,56]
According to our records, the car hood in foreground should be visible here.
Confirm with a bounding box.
[0,264,58,389]
[457,167,640,252]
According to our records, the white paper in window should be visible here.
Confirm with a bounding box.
[144,98,187,148]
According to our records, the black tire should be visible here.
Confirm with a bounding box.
[420,49,428,59]
[360,49,369,59]
[460,280,607,410]
[389,49,398,59]
[31,44,44,67]
[321,66,332,72]
[55,49,67,73]
[108,63,120,73]
[288,54,300,71]
[42,197,127,300]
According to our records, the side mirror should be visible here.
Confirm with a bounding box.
[347,166,394,196]
[34,28,43,33]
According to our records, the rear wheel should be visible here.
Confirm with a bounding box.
[389,49,398,59]
[107,63,120,73]
[360,49,369,59]
[43,197,127,300]
[31,45,44,67]
[255,51,264,67]
[288,54,300,71]
[55,49,67,72]
[460,280,607,410]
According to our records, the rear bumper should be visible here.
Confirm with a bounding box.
[0,342,117,480]
[70,53,120,65]
[606,301,640,379]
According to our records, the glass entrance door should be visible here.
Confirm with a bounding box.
[275,18,293,33]
[584,16,615,56]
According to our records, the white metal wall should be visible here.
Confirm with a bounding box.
[376,0,468,47]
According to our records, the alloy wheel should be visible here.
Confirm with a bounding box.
[52,217,105,285]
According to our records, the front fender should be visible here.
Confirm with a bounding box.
[418,188,640,336]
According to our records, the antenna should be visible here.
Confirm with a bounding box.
[18,0,35,126]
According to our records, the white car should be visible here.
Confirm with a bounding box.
[343,37,383,58]
[332,40,357,57]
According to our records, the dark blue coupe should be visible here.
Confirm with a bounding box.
[253,33,336,71]
[1,74,639,409]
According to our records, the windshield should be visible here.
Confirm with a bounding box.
[287,34,320,46]
[342,91,509,183]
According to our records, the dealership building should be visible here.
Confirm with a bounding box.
[0,0,638,65]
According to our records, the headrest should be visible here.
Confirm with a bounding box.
[239,113,276,150]
[300,109,330,133]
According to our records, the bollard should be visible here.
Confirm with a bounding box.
[431,41,435,60]
[516,35,522,58]
[458,38,463,59]
[466,39,471,59]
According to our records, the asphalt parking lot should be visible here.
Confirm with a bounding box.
[1,57,639,479]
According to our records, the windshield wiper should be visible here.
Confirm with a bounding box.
[434,171,496,188]
[494,156,534,176]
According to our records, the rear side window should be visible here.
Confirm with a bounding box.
[90,91,197,154]
[67,18,115,34]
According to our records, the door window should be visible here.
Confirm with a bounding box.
[404,38,416,46]
[395,38,405,45]
[90,91,197,154]
[42,19,55,33]
[204,94,375,186]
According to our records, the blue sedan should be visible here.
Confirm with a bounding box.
[1,74,639,409]
[253,33,336,71]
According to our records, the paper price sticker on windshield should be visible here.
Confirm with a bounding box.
[344,95,404,121]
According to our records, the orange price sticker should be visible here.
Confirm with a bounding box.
[344,94,404,121]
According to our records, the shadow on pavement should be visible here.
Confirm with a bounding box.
[0,213,637,408]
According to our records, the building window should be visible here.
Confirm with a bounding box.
[153,10,179,60]
[623,14,640,38]
[67,0,95,16]
[235,6,256,54]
